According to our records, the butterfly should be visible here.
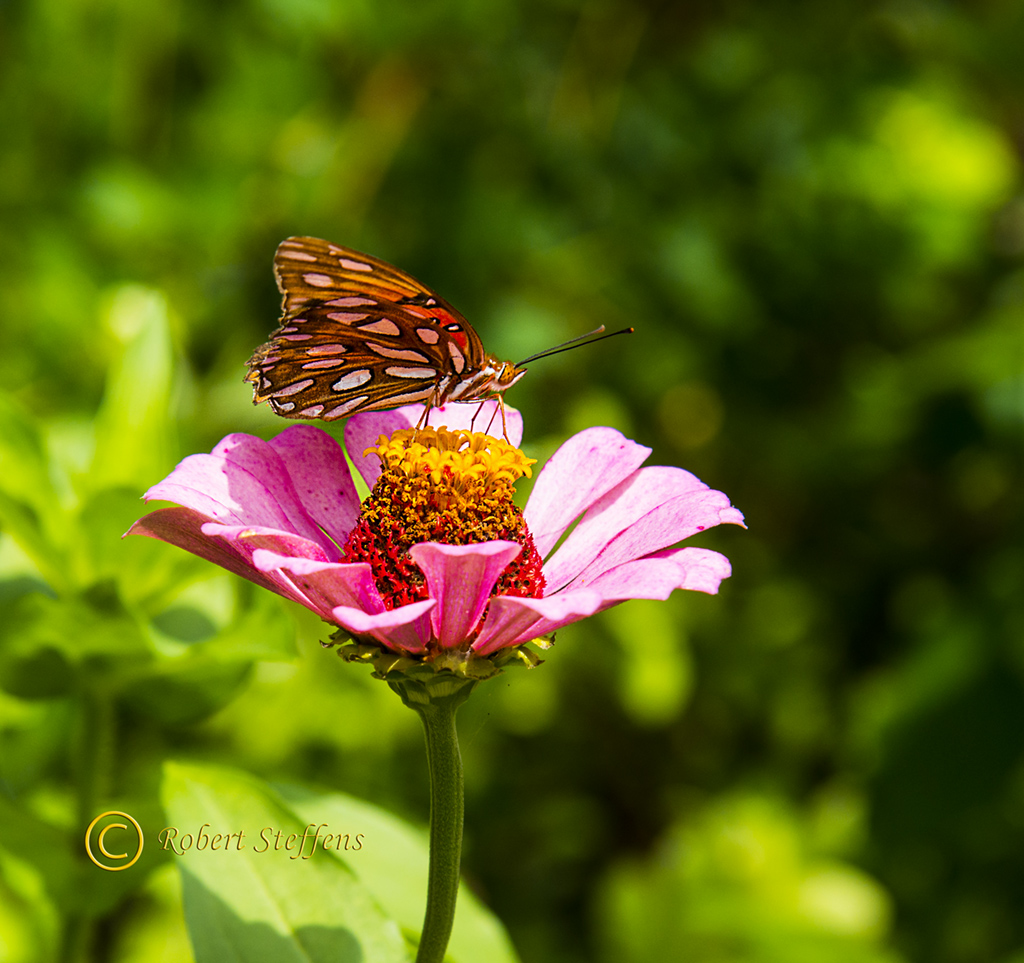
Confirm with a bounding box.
[245,236,527,424]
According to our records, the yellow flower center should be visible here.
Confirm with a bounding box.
[340,427,545,615]
[366,427,535,514]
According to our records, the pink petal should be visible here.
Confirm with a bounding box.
[251,551,386,621]
[330,600,436,654]
[543,466,745,593]
[201,523,334,564]
[471,589,604,656]
[127,508,284,598]
[407,542,522,649]
[652,546,733,594]
[576,547,733,601]
[345,402,523,489]
[423,400,523,448]
[344,410,417,488]
[197,523,341,611]
[266,425,361,548]
[202,524,348,611]
[145,433,340,558]
[524,427,651,558]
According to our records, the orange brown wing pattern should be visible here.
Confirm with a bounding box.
[246,237,488,420]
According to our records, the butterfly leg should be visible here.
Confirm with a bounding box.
[415,398,435,435]
[485,396,510,442]
[470,400,487,433]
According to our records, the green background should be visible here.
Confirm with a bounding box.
[1,1,1023,961]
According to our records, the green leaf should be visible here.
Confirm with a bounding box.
[122,592,294,724]
[77,487,206,604]
[0,586,149,697]
[0,490,69,596]
[0,393,61,523]
[161,762,408,963]
[123,660,253,726]
[279,785,521,963]
[191,590,296,663]
[91,285,177,493]
[0,794,77,910]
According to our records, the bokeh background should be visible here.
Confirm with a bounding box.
[2,1,1023,961]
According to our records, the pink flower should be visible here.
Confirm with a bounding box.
[128,402,744,661]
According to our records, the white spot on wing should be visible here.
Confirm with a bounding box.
[305,343,348,356]
[302,359,346,369]
[299,405,325,417]
[327,297,377,307]
[279,250,317,261]
[339,258,373,272]
[326,312,369,323]
[280,333,313,341]
[272,379,315,397]
[448,341,465,374]
[376,387,436,406]
[359,319,401,337]
[332,370,372,390]
[416,327,440,344]
[275,402,296,411]
[367,343,432,363]
[324,396,369,419]
[385,366,437,380]
[303,273,334,287]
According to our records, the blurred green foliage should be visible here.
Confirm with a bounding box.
[1,0,1023,961]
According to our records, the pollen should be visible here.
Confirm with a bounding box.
[340,427,546,615]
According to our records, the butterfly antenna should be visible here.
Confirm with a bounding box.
[516,326,634,367]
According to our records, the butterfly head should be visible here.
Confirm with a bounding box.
[494,359,528,392]
[445,356,526,404]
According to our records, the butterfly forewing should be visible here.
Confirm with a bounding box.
[247,237,496,421]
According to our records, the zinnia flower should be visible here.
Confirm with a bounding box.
[128,402,744,669]
[128,399,744,963]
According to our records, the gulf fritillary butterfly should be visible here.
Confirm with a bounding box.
[245,236,527,423]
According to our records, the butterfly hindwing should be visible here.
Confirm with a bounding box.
[247,237,490,420]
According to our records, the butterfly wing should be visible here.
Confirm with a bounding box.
[246,237,488,420]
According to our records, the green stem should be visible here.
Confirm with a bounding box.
[388,673,477,963]
[413,696,464,963]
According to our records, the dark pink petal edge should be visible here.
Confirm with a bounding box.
[471,589,604,656]
[126,510,322,612]
[251,550,387,623]
[127,508,286,598]
[330,599,436,654]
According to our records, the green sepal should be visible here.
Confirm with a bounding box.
[323,628,548,684]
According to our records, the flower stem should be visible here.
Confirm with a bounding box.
[413,696,463,963]
[388,673,477,963]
